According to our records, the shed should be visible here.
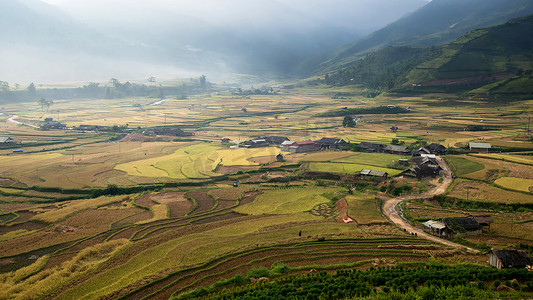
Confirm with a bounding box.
[221,137,231,143]
[489,250,533,269]
[359,169,388,179]
[276,153,284,161]
[315,137,349,150]
[0,136,15,144]
[427,143,447,154]
[384,144,410,155]
[359,142,384,153]
[469,142,491,153]
[471,215,494,232]
[422,220,446,236]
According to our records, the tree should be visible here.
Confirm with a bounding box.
[147,76,156,85]
[199,75,207,90]
[45,100,53,112]
[342,115,356,128]
[27,83,36,96]
[37,98,47,112]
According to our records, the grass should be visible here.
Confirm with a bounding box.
[345,194,386,225]
[494,177,533,193]
[333,153,410,167]
[234,187,343,215]
[308,162,402,176]
[445,156,485,177]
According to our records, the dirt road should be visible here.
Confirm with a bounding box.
[7,115,39,128]
[382,156,478,252]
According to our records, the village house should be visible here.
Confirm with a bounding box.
[441,216,483,239]
[241,138,269,148]
[358,169,388,180]
[261,136,289,145]
[469,142,491,153]
[40,118,66,130]
[0,136,15,145]
[280,140,294,152]
[286,140,320,153]
[314,137,349,150]
[427,143,447,154]
[276,153,284,161]
[359,142,384,153]
[221,137,231,143]
[489,250,533,269]
[412,147,431,156]
[384,144,411,155]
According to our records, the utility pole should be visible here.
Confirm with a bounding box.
[164,113,168,126]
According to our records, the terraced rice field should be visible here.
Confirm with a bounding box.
[494,177,533,193]
[448,179,533,203]
[234,187,343,215]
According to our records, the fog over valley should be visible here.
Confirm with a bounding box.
[2,0,428,83]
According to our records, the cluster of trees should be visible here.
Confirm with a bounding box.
[0,76,211,104]
[183,263,533,299]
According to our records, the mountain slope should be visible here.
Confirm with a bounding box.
[304,0,533,75]
[324,14,533,93]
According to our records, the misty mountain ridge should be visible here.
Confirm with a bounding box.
[303,0,533,75]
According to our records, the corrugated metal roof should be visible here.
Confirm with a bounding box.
[423,220,446,230]
[360,169,387,177]
[469,142,491,149]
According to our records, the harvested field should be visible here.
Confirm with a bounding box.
[151,192,192,218]
[110,210,152,230]
[186,191,216,213]
[0,178,17,187]
[209,186,252,200]
[6,210,37,224]
[0,221,45,236]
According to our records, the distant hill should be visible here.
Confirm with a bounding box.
[302,0,533,76]
[323,14,533,95]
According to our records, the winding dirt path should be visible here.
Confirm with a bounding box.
[6,115,39,128]
[382,156,478,253]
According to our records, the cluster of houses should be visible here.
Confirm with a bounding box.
[356,143,447,180]
[142,127,194,137]
[40,118,66,130]
[224,136,350,153]
[422,215,493,239]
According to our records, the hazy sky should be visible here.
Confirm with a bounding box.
[39,0,430,32]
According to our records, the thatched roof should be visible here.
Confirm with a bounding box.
[471,215,494,226]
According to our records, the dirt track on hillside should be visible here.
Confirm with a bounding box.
[382,156,478,252]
